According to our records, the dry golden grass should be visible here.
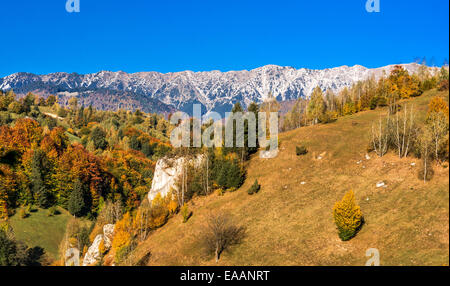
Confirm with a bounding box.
[131,90,449,266]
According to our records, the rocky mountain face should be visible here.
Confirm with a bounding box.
[148,155,204,203]
[0,63,422,114]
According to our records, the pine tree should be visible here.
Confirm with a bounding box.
[217,162,229,188]
[129,135,141,151]
[226,161,243,189]
[141,141,155,157]
[0,229,18,266]
[30,149,50,208]
[247,102,259,154]
[247,179,260,195]
[36,188,50,209]
[224,102,247,160]
[68,179,86,217]
[90,127,108,150]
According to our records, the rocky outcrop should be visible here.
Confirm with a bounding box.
[83,235,103,266]
[103,224,115,249]
[148,156,204,203]
[82,224,115,266]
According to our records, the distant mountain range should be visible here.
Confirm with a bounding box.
[0,63,423,114]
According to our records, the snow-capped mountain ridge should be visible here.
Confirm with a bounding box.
[0,63,422,113]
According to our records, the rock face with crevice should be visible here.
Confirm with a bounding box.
[82,224,115,266]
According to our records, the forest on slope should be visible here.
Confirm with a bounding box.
[0,65,448,265]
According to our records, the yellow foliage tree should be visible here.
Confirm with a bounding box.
[112,212,133,256]
[0,192,8,220]
[333,190,363,241]
[167,198,178,214]
[0,165,16,220]
[387,65,421,99]
[152,192,164,207]
[99,239,106,255]
[427,96,449,121]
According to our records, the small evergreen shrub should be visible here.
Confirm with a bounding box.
[296,145,308,156]
[48,206,60,216]
[247,180,261,195]
[216,188,225,196]
[333,190,363,241]
[19,208,28,219]
[27,205,37,213]
[181,203,192,223]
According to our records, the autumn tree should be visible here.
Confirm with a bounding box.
[54,144,105,212]
[11,118,43,153]
[202,212,245,262]
[427,96,449,120]
[333,190,363,241]
[68,97,78,112]
[438,67,449,91]
[418,127,434,182]
[387,65,421,99]
[46,95,57,107]
[307,86,326,125]
[426,96,449,161]
[283,98,307,131]
[90,127,108,150]
[371,115,390,157]
[0,165,16,219]
[0,190,9,221]
[112,212,134,264]
[0,91,15,111]
[97,200,123,225]
[391,103,418,158]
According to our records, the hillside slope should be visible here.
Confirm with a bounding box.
[132,90,449,266]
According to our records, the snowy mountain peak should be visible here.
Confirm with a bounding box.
[0,63,424,114]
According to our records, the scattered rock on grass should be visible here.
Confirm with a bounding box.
[376,181,386,188]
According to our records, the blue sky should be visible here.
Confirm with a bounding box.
[0,0,448,77]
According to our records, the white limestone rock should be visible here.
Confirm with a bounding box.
[82,224,115,266]
[83,234,103,266]
[103,224,115,249]
[148,155,204,203]
[376,181,386,188]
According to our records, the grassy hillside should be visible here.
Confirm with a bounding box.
[9,207,72,260]
[131,89,449,266]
